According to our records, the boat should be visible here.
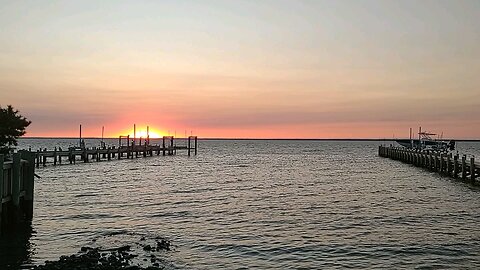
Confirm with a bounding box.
[395,128,455,152]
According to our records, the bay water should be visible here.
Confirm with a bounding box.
[1,139,479,269]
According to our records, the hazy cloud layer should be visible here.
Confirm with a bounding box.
[1,0,479,138]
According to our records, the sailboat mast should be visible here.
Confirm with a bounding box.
[79,124,82,147]
[410,128,412,148]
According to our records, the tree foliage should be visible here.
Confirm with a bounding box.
[0,105,31,155]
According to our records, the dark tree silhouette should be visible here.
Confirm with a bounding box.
[0,105,31,155]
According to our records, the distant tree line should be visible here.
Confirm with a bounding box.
[0,105,31,156]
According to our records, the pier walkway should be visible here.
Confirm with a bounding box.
[379,145,479,184]
[33,136,198,167]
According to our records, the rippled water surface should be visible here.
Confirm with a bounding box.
[2,139,480,269]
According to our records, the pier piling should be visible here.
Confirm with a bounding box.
[471,157,476,182]
[379,145,478,185]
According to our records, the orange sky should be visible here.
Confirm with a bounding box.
[1,1,479,139]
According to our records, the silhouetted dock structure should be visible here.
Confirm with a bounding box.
[0,151,35,234]
[1,136,197,233]
[33,136,198,167]
[379,145,479,184]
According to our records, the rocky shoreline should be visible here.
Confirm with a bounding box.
[32,237,172,270]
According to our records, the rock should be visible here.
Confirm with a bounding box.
[156,239,171,251]
[32,245,166,270]
[118,245,131,253]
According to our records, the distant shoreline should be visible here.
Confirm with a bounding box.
[20,137,480,142]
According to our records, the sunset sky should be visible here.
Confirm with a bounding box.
[0,0,479,139]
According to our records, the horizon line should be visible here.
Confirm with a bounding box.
[20,137,480,142]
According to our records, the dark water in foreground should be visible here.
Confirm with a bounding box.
[1,139,480,269]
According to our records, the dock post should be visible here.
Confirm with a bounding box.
[446,154,451,176]
[424,151,428,167]
[84,148,88,163]
[195,136,198,155]
[0,155,4,234]
[118,147,121,160]
[439,153,444,173]
[20,151,35,220]
[431,152,435,169]
[107,148,111,161]
[188,137,191,156]
[0,154,3,195]
[143,144,147,157]
[42,153,46,167]
[53,147,57,166]
[471,157,476,182]
[0,154,4,235]
[453,154,459,178]
[69,148,73,164]
[12,153,22,223]
[461,155,467,180]
[162,137,166,156]
[36,150,40,168]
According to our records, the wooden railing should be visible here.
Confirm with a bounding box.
[0,151,35,234]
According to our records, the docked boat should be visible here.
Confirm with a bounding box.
[395,128,455,152]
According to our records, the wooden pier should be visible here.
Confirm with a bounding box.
[1,136,197,233]
[379,145,479,184]
[0,151,35,234]
[33,136,198,167]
